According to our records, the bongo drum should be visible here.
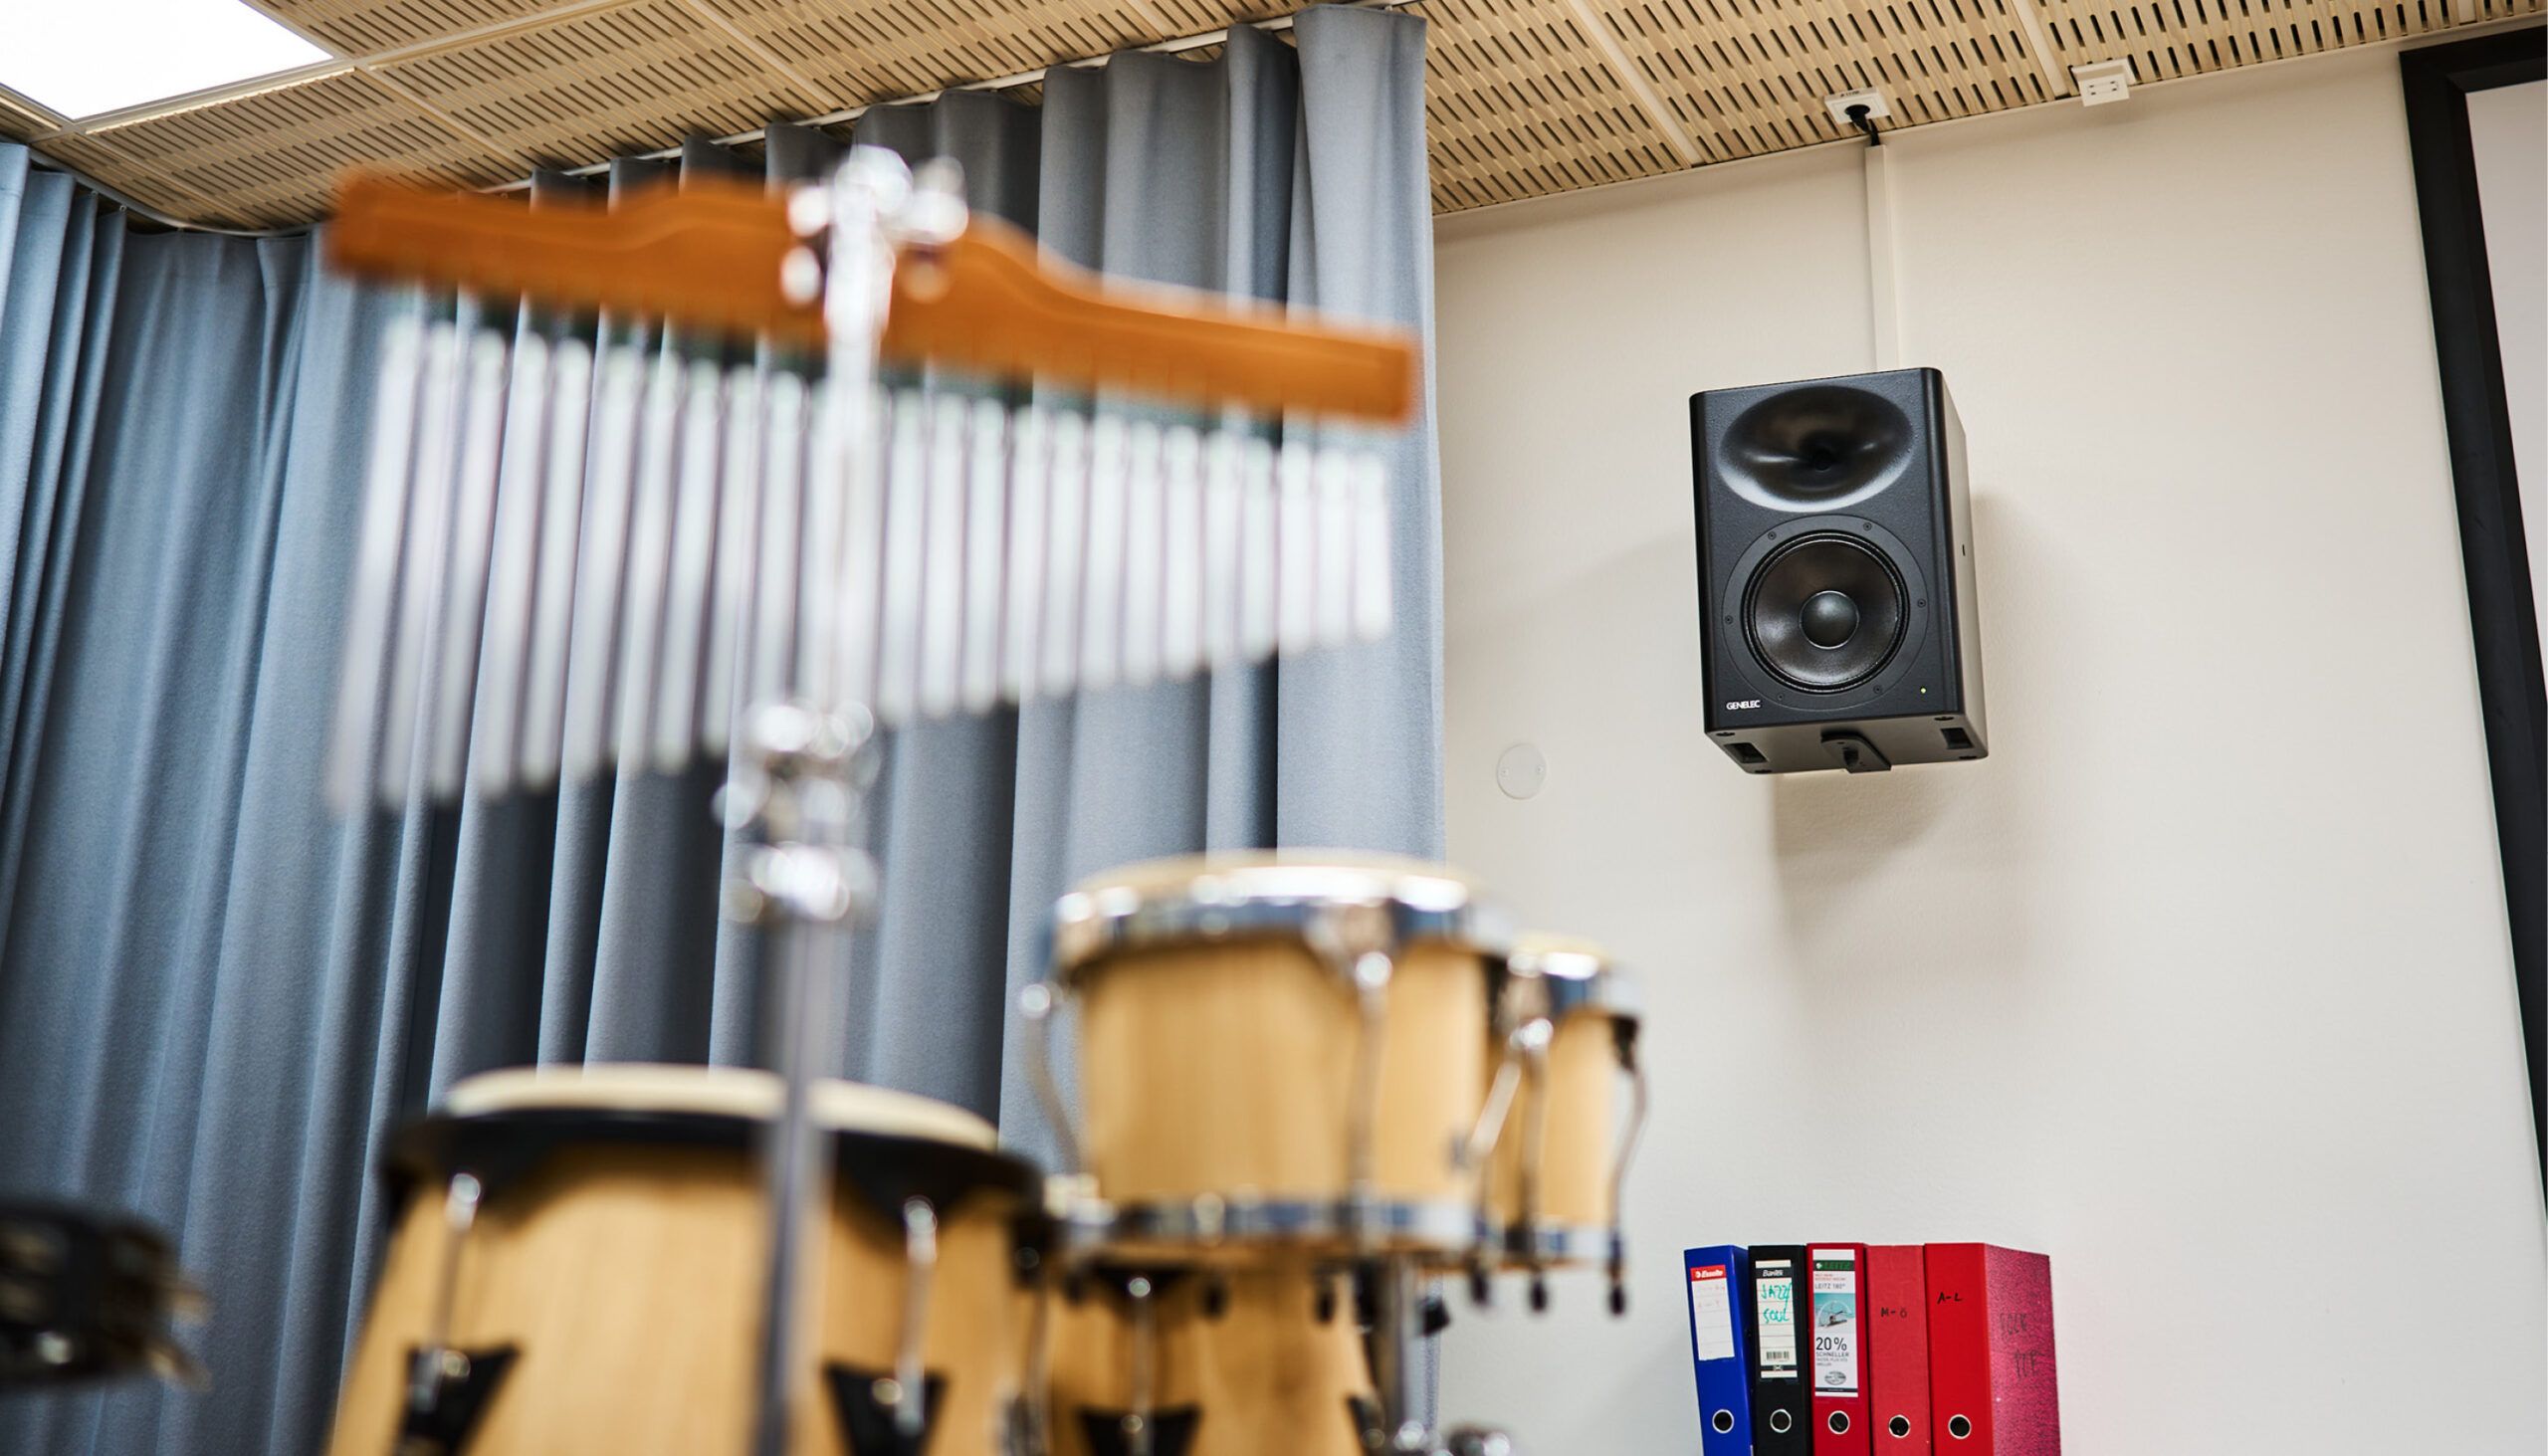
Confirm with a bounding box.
[0,1201,202,1389]
[1482,938,1645,1309]
[326,1065,1044,1456]
[1026,854,1512,1260]
[1043,1264,1371,1456]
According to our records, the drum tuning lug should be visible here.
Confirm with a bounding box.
[1346,1393,1385,1449]
[1466,1265,1491,1309]
[1202,1277,1228,1320]
[0,1279,42,1323]
[1443,1425,1519,1456]
[824,1363,947,1456]
[1607,1280,1627,1318]
[145,1338,210,1391]
[1420,1293,1451,1338]
[396,1345,517,1454]
[1527,1274,1548,1315]
[1351,1267,1379,1331]
[155,1271,210,1324]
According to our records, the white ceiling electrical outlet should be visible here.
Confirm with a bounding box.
[1823,89,1891,128]
[2071,59,2135,105]
[2,0,330,122]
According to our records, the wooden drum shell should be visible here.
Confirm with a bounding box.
[1076,939,1489,1226]
[327,1144,1032,1456]
[1044,1266,1370,1456]
[1487,1010,1627,1242]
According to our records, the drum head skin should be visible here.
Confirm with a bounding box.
[444,1064,997,1149]
[1502,936,1641,1026]
[1050,851,1515,982]
[335,1066,1041,1456]
[400,1065,1039,1233]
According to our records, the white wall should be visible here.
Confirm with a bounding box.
[1431,44,2547,1454]
[2469,77,2546,648]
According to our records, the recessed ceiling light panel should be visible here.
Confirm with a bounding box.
[3,0,332,122]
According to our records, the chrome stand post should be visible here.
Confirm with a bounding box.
[1368,1257,1432,1454]
[731,702,874,1456]
[733,143,968,1456]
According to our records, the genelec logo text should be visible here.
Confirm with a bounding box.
[1725,699,1762,711]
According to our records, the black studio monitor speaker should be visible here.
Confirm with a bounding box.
[1689,367,1987,773]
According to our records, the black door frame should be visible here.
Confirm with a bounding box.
[2401,25,2546,1189]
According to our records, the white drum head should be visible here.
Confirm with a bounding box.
[442,1063,998,1150]
[1050,850,1512,979]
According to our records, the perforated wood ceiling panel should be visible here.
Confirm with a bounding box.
[1421,0,1685,210]
[702,0,1177,102]
[2037,0,2458,79]
[21,130,207,214]
[1601,0,2056,158]
[13,0,2537,226]
[84,72,518,227]
[0,92,53,143]
[264,0,579,53]
[375,1,826,159]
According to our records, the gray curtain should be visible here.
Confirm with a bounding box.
[0,8,1435,1454]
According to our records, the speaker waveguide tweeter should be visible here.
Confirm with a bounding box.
[1688,368,1987,773]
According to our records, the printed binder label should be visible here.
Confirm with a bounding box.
[1688,1264,1736,1361]
[1811,1252,1860,1395]
[1756,1261,1800,1376]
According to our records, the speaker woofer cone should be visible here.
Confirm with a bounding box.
[1743,532,1907,693]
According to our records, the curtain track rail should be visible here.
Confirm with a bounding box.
[480,0,1422,195]
[11,0,1418,237]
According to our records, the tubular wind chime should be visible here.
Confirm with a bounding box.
[319,150,1423,1456]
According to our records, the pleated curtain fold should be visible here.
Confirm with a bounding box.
[0,9,1439,1453]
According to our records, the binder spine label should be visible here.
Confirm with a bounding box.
[1811,1252,1861,1396]
[1689,1264,1737,1360]
[1757,1261,1801,1376]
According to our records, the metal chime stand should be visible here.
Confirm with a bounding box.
[728,146,959,1456]
[728,700,873,1456]
[1366,1258,1433,1453]
[319,131,1431,1456]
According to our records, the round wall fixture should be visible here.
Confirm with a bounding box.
[1495,742,1547,799]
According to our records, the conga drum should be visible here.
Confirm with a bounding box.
[1043,1264,1371,1456]
[326,1065,1045,1456]
[1029,854,1513,1261]
[1484,937,1644,1309]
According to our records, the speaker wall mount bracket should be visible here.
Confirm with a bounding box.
[1821,732,1891,774]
